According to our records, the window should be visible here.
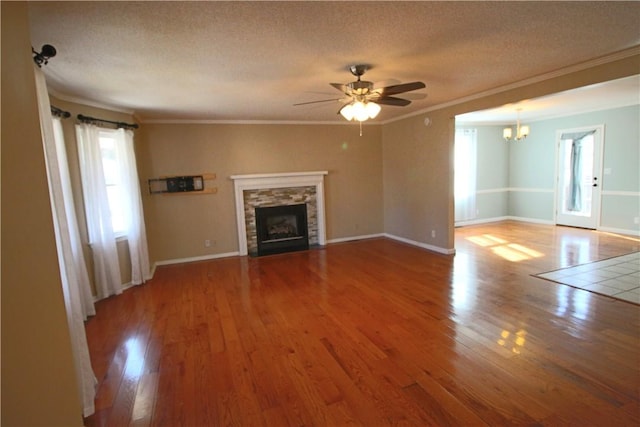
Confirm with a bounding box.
[76,125,139,242]
[98,130,127,235]
[76,123,151,292]
[454,128,478,222]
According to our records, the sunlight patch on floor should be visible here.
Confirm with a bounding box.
[497,328,527,355]
[466,234,545,262]
[466,234,507,247]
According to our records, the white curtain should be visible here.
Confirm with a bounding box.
[115,128,151,284]
[561,130,596,213]
[76,124,151,294]
[76,123,123,299]
[455,128,478,222]
[52,119,96,319]
[34,66,97,417]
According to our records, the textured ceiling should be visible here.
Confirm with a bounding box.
[28,1,640,123]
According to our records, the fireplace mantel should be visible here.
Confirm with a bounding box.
[230,171,328,256]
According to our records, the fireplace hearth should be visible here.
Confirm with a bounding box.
[255,204,309,256]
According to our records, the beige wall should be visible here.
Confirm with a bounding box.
[382,112,455,251]
[1,2,84,426]
[138,123,383,263]
[382,53,640,251]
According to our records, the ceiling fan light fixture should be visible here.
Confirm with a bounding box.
[340,103,355,121]
[352,101,369,121]
[341,100,381,122]
[366,101,381,119]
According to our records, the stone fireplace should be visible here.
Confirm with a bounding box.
[230,172,328,256]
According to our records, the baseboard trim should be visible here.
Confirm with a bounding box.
[455,216,511,227]
[326,231,455,255]
[597,226,640,238]
[327,233,385,244]
[456,216,554,227]
[505,216,555,225]
[154,251,241,269]
[383,233,455,255]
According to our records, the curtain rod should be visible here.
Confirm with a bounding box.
[77,114,139,130]
[51,105,70,119]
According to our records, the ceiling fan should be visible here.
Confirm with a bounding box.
[294,64,426,123]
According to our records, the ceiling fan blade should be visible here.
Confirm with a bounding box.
[376,96,411,107]
[293,98,342,106]
[330,83,350,94]
[373,79,401,90]
[379,81,426,96]
[400,92,428,100]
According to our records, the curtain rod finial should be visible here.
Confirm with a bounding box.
[32,44,56,67]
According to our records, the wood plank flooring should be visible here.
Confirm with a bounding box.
[84,221,640,426]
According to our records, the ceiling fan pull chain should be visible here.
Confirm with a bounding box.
[359,121,363,137]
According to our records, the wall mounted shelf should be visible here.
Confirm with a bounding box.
[149,173,217,195]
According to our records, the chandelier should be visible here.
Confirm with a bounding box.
[503,109,530,142]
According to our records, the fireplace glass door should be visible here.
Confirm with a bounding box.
[255,204,309,256]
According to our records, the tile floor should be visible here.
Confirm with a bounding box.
[536,252,640,304]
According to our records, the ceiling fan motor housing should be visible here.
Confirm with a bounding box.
[348,80,374,96]
[349,64,370,77]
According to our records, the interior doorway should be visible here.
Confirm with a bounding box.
[555,125,604,229]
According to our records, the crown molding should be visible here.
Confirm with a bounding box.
[46,86,135,116]
[384,45,640,124]
[138,119,373,125]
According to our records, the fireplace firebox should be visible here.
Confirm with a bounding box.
[255,204,309,256]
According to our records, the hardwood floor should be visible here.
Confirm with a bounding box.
[84,221,640,426]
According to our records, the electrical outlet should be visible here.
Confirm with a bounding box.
[204,239,211,247]
[634,217,639,225]
[431,230,436,238]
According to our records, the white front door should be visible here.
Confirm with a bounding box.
[555,125,604,229]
